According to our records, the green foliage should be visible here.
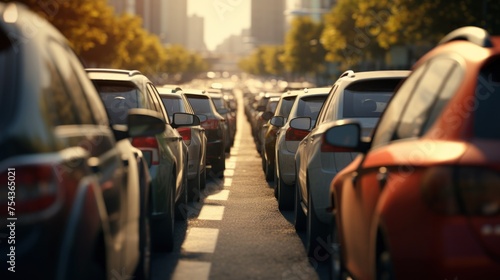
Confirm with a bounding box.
[281,16,326,74]
[6,0,208,78]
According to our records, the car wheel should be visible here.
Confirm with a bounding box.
[306,189,329,261]
[175,169,188,221]
[153,177,175,252]
[211,158,225,179]
[200,165,207,190]
[376,232,395,280]
[264,157,274,182]
[273,166,278,199]
[188,169,201,203]
[330,212,345,280]
[135,203,151,280]
[294,184,306,232]
[277,174,294,211]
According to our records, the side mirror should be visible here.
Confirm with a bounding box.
[323,120,370,153]
[172,112,199,128]
[127,108,166,138]
[289,117,311,131]
[262,111,274,121]
[270,116,285,127]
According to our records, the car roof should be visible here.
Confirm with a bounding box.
[157,87,182,96]
[294,87,331,98]
[86,68,149,82]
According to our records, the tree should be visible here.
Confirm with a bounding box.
[281,16,326,75]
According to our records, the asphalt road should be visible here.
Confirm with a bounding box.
[151,90,329,280]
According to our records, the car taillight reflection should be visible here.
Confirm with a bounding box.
[132,136,159,166]
[421,166,500,215]
[177,127,192,145]
[201,119,220,130]
[285,127,309,142]
[0,165,59,215]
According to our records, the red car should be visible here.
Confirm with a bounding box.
[325,26,500,280]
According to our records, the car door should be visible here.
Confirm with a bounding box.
[341,57,464,277]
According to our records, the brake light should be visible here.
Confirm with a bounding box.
[421,166,500,215]
[177,127,192,145]
[131,137,159,166]
[285,127,309,141]
[0,165,60,215]
[201,119,219,130]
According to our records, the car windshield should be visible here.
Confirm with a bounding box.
[161,96,185,121]
[185,95,213,115]
[343,78,403,118]
[94,82,140,125]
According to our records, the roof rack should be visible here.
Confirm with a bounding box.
[339,70,355,79]
[438,26,493,47]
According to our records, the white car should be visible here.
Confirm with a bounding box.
[292,70,410,259]
[271,87,330,210]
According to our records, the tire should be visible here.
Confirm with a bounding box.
[273,167,278,199]
[330,213,345,280]
[277,174,294,211]
[376,232,395,280]
[306,190,329,262]
[211,158,225,179]
[294,184,306,232]
[264,157,274,182]
[175,169,188,221]
[200,165,207,190]
[188,170,201,203]
[135,205,151,280]
[152,177,175,252]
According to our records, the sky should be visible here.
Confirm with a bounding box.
[188,0,251,50]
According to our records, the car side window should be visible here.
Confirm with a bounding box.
[395,57,461,139]
[370,64,427,149]
[316,84,338,126]
[147,83,168,123]
[48,40,95,125]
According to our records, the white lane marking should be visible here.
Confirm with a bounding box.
[172,261,211,280]
[198,205,225,220]
[182,227,219,253]
[226,161,236,169]
[223,178,232,187]
[224,169,235,177]
[206,190,230,201]
[229,156,238,163]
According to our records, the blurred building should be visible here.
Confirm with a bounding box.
[187,14,207,53]
[285,0,336,23]
[108,0,188,46]
[250,0,286,46]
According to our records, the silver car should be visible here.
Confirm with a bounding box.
[292,70,410,259]
[271,87,330,210]
[158,87,208,202]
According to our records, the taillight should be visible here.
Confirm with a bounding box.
[201,119,219,130]
[131,137,159,166]
[421,166,500,215]
[177,127,192,145]
[285,127,309,141]
[321,137,336,152]
[0,165,59,215]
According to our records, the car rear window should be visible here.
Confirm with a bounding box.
[475,60,500,139]
[161,96,185,121]
[185,95,214,115]
[343,78,403,118]
[296,96,327,119]
[93,81,140,125]
[277,96,297,117]
[211,97,225,110]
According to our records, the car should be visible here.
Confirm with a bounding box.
[252,92,283,153]
[291,70,410,260]
[272,87,330,210]
[87,68,198,252]
[206,89,235,152]
[262,91,300,186]
[158,86,207,201]
[0,3,163,279]
[183,88,227,178]
[325,26,500,280]
[259,96,281,164]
